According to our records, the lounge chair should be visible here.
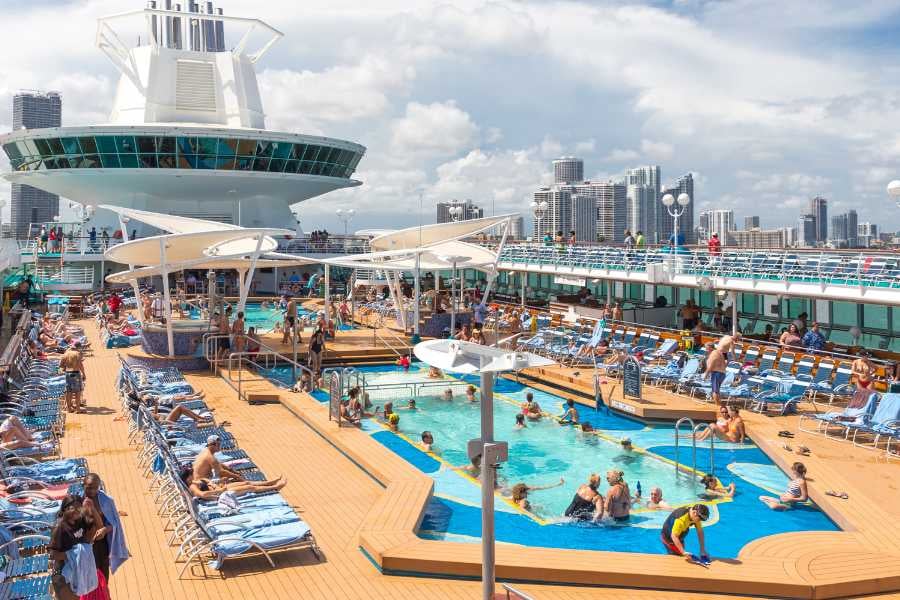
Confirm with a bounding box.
[849,393,900,450]
[798,389,880,439]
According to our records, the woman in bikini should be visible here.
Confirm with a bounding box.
[760,462,808,510]
[181,467,286,500]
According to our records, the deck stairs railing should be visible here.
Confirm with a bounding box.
[673,417,715,476]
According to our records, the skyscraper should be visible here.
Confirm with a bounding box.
[699,209,735,245]
[658,173,695,244]
[798,214,817,247]
[11,91,62,237]
[858,222,878,248]
[436,199,483,224]
[624,165,661,240]
[552,157,584,184]
[509,216,525,240]
[744,215,760,230]
[809,196,827,243]
[830,210,858,248]
[572,194,597,243]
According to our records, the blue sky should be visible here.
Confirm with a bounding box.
[3,0,900,232]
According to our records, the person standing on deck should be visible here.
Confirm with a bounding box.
[59,342,86,413]
[282,295,299,345]
[704,342,727,407]
[308,323,326,375]
[232,311,245,353]
[82,473,130,585]
[802,322,826,352]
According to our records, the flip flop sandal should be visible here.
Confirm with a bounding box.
[778,431,794,438]
[782,443,793,451]
[825,490,849,499]
[796,447,810,456]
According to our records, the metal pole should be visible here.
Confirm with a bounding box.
[520,271,526,308]
[414,254,421,337]
[351,268,357,326]
[731,291,738,336]
[160,238,175,357]
[480,367,495,600]
[324,264,331,321]
[450,262,457,336]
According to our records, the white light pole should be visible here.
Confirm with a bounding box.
[661,192,691,253]
[229,189,240,226]
[336,208,355,234]
[449,204,465,222]
[0,199,6,239]
[413,340,554,600]
[530,200,548,241]
[888,180,900,206]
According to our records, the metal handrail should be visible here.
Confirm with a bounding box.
[691,422,715,475]
[673,417,696,475]
[502,584,535,600]
[373,328,408,359]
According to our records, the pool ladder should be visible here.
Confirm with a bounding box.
[673,417,715,476]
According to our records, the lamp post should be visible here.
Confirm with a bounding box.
[661,192,691,253]
[449,204,465,222]
[412,340,554,600]
[228,189,240,226]
[530,200,548,241]
[0,199,6,239]
[336,208,355,235]
[888,180,900,206]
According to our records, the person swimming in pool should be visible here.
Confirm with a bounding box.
[700,474,735,498]
[557,399,579,425]
[564,474,603,521]
[640,486,670,510]
[759,462,808,510]
[420,431,435,452]
[465,385,478,402]
[514,413,527,429]
[522,392,542,420]
[613,436,639,465]
[428,366,443,379]
[508,478,565,510]
[388,412,400,432]
[605,469,631,522]
[442,388,454,401]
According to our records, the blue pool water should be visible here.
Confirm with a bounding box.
[265,364,837,558]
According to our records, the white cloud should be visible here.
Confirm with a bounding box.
[641,139,674,161]
[574,138,596,154]
[603,148,640,162]
[540,136,563,159]
[485,127,504,144]
[390,101,479,158]
[750,173,831,195]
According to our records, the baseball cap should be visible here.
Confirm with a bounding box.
[206,434,221,446]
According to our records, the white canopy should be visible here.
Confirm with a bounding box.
[104,228,289,266]
[106,254,317,285]
[413,339,554,374]
[319,240,497,272]
[99,204,244,234]
[369,214,515,252]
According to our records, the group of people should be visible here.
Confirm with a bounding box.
[763,313,828,352]
[36,224,67,254]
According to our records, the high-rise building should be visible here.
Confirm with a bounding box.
[591,181,627,243]
[10,91,62,237]
[624,165,661,240]
[730,228,788,249]
[809,196,827,243]
[436,199,483,224]
[780,226,798,248]
[658,173,695,244]
[798,214,817,247]
[572,194,597,243]
[552,157,584,184]
[509,216,525,240]
[830,210,858,248]
[858,222,878,248]
[698,209,734,245]
[744,215,760,230]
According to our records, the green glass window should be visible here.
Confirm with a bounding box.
[783,298,808,318]
[14,141,32,159]
[741,293,758,314]
[34,138,51,156]
[53,157,71,169]
[157,137,176,154]
[236,139,256,156]
[60,137,80,155]
[256,140,273,158]
[290,144,306,160]
[196,137,217,155]
[217,138,238,156]
[628,283,643,301]
[157,155,175,169]
[335,149,352,166]
[832,301,858,327]
[119,154,139,168]
[215,156,235,170]
[271,141,292,159]
[100,154,121,168]
[302,145,321,161]
[268,158,285,173]
[114,136,137,154]
[283,159,299,173]
[177,137,199,156]
[81,155,101,168]
[234,157,253,170]
[311,162,325,175]
[193,156,214,169]
[177,154,197,169]
[46,138,64,155]
[78,137,97,154]
[656,285,674,304]
[863,304,888,330]
[252,157,270,171]
[137,136,156,153]
[139,154,158,168]
[892,307,900,334]
[3,143,22,160]
[298,161,313,174]
[94,136,116,154]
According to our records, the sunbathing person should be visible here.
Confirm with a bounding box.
[0,416,41,450]
[340,400,361,426]
[192,435,244,483]
[695,405,745,443]
[760,462,808,510]
[700,474,735,498]
[181,468,285,500]
[152,402,215,426]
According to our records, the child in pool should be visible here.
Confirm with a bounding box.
[700,474,735,498]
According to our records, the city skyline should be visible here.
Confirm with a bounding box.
[2,1,900,234]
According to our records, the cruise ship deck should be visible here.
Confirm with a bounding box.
[41,314,900,600]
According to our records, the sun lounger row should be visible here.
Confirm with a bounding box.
[118,359,321,578]
[799,391,900,458]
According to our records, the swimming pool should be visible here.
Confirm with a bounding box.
[265,364,837,558]
[189,302,311,332]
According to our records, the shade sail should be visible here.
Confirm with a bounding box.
[318,240,498,272]
[413,339,555,374]
[369,214,516,252]
[105,254,318,284]
[99,205,244,234]
[104,228,290,266]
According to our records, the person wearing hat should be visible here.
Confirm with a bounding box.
[58,341,86,413]
[192,435,245,483]
[661,503,710,561]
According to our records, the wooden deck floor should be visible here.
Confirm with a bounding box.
[62,318,764,599]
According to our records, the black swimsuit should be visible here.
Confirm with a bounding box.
[565,493,596,520]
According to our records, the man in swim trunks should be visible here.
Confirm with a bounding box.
[704,343,727,407]
[661,504,709,560]
[192,435,244,483]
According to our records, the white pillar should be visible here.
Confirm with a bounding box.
[480,367,496,600]
[324,264,331,321]
[118,217,142,314]
[159,238,175,357]
[414,254,421,336]
[238,234,266,312]
[236,269,248,311]
[520,271,526,308]
[450,263,457,336]
[731,291,738,336]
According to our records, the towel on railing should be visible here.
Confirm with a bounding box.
[62,543,98,596]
